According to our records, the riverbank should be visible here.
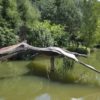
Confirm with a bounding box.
[0,49,100,86]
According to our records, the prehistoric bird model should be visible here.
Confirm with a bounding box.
[0,41,100,73]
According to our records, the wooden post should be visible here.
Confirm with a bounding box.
[50,56,55,72]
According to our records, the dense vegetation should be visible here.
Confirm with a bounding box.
[0,0,100,50]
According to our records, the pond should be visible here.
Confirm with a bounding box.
[0,50,100,100]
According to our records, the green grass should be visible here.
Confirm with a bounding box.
[72,49,100,86]
[28,50,100,86]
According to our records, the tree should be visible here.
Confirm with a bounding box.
[0,0,20,47]
[95,19,100,44]
[0,0,41,46]
[17,0,40,27]
[34,0,57,22]
[1,0,20,29]
[35,0,83,46]
[17,0,41,41]
[0,0,2,18]
[80,0,97,47]
[94,1,100,44]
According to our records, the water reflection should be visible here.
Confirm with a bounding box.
[0,97,5,100]
[35,93,51,100]
[0,76,100,100]
[71,97,83,100]
[83,92,100,100]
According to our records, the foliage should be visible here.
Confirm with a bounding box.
[35,0,56,22]
[1,0,20,29]
[95,19,100,44]
[80,0,97,47]
[17,0,40,27]
[63,57,74,70]
[95,1,100,44]
[55,0,82,31]
[28,21,67,47]
[35,0,82,29]
[0,26,19,47]
[0,0,41,43]
[28,21,54,47]
[16,0,41,41]
[67,46,89,54]
[35,0,82,46]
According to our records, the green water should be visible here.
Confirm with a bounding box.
[0,50,100,100]
[0,76,100,100]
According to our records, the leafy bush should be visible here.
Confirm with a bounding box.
[28,21,54,47]
[28,21,68,47]
[94,44,100,48]
[67,46,89,54]
[0,26,19,47]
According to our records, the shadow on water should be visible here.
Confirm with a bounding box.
[27,61,76,84]
[0,61,30,80]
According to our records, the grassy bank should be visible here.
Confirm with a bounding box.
[28,50,100,86]
[0,50,100,86]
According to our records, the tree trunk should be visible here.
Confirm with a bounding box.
[50,56,55,72]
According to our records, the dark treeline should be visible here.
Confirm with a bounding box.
[0,0,100,50]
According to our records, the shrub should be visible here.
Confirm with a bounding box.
[67,47,89,54]
[28,21,68,47]
[0,26,19,47]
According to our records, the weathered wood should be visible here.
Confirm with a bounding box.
[0,52,18,61]
[50,56,55,72]
[0,41,100,73]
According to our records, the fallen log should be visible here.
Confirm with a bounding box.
[0,52,18,60]
[0,41,100,73]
